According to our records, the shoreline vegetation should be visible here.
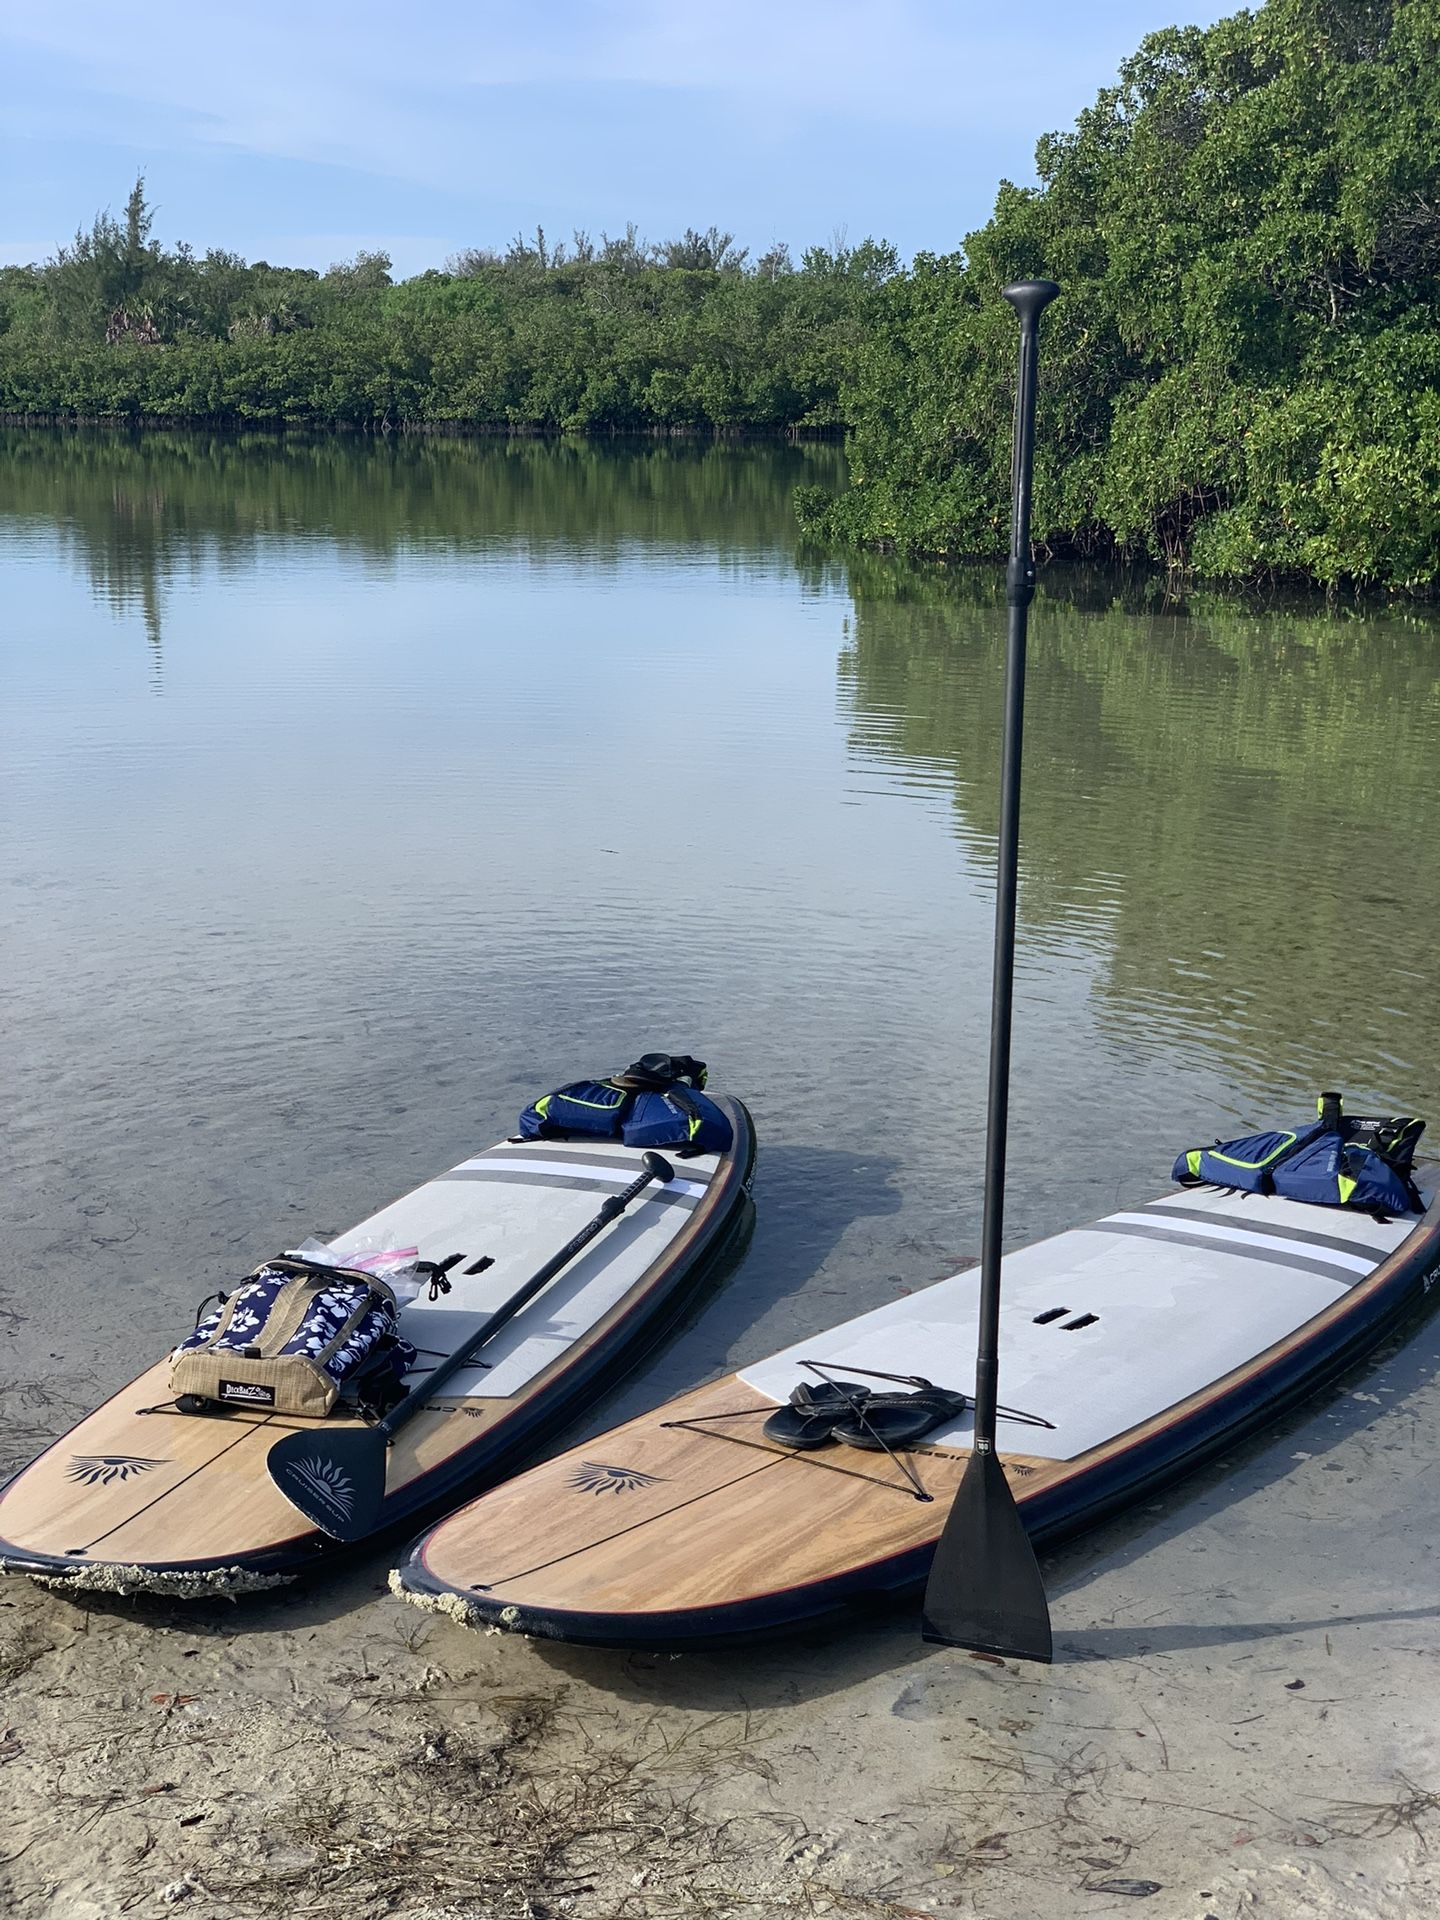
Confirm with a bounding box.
[0,206,891,439]
[799,0,1440,594]
[2,0,1436,591]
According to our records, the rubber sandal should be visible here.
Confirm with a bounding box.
[831,1387,969,1452]
[762,1380,872,1451]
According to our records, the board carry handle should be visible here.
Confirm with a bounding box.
[266,1150,677,1540]
[921,280,1059,1664]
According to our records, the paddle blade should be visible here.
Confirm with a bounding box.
[921,1447,1052,1662]
[267,1425,389,1542]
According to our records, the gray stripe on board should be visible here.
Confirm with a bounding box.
[489,1143,713,1181]
[1144,1200,1394,1266]
[440,1168,701,1209]
[1092,1219,1362,1288]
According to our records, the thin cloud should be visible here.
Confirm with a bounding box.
[3,1,1169,171]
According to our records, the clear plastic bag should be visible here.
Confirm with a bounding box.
[285,1236,428,1305]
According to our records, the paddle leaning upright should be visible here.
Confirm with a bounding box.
[919,279,1061,1662]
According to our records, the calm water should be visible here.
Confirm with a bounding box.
[4,430,1440,1463]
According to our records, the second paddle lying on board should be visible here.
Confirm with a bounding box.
[267,1152,678,1541]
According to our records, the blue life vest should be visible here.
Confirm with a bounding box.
[621,1086,732,1154]
[1176,1123,1327,1195]
[519,1080,629,1139]
[517,1055,732,1155]
[1272,1130,1418,1213]
[1173,1096,1425,1215]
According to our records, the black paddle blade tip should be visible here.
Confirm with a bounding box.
[921,1448,1053,1663]
[267,1425,388,1543]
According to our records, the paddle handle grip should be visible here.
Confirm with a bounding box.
[1003,280,1058,587]
[377,1151,675,1436]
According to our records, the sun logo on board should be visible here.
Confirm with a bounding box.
[567,1461,664,1497]
[286,1455,357,1522]
[66,1455,168,1487]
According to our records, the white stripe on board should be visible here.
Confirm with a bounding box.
[449,1156,710,1200]
[1104,1211,1376,1276]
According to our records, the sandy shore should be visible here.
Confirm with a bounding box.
[5,1302,1440,1920]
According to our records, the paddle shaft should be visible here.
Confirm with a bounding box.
[374,1153,674,1440]
[972,280,1059,1457]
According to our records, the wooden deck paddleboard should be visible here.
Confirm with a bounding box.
[394,1170,1440,1646]
[0,1098,754,1594]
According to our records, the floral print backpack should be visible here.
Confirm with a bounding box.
[169,1255,416,1417]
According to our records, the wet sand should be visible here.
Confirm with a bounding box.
[5,1304,1440,1920]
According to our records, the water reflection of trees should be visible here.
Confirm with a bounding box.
[0,428,845,669]
[14,427,1439,1110]
[837,561,1440,1111]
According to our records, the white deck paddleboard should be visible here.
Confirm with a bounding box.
[0,1101,754,1594]
[394,1172,1440,1646]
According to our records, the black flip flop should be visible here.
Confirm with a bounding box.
[831,1387,969,1452]
[762,1380,872,1451]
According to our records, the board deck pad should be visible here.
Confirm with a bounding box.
[395,1172,1440,1647]
[740,1184,1419,1461]
[339,1147,718,1401]
[0,1100,753,1588]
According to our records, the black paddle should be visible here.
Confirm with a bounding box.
[920,279,1059,1662]
[267,1150,677,1540]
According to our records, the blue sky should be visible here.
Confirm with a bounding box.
[3,1,1234,277]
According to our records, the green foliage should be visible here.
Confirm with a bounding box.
[799,0,1440,589]
[323,249,394,295]
[0,184,896,437]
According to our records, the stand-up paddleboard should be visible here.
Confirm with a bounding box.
[394,1169,1438,1646]
[0,1097,754,1596]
